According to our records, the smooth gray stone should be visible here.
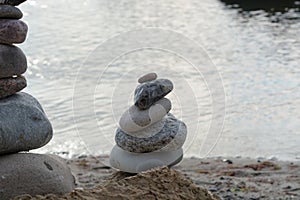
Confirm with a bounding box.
[0,75,26,99]
[138,72,157,83]
[115,113,187,153]
[0,44,27,78]
[0,92,53,154]
[0,5,23,19]
[0,0,26,6]
[134,79,173,110]
[0,19,28,44]
[0,153,75,200]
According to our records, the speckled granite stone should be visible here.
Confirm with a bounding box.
[134,78,173,110]
[115,113,187,153]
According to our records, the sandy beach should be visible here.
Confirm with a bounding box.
[14,155,300,200]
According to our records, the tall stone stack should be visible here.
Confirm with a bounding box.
[0,1,74,199]
[110,73,187,173]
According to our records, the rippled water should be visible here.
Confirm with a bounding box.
[18,0,300,160]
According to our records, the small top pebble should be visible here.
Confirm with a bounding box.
[138,72,157,83]
[0,0,26,6]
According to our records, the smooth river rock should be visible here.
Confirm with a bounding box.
[0,19,28,44]
[119,98,171,133]
[110,145,183,173]
[0,0,26,6]
[134,79,173,110]
[0,92,53,154]
[0,5,23,19]
[115,113,187,153]
[138,72,157,83]
[0,75,26,99]
[0,153,75,200]
[0,44,27,78]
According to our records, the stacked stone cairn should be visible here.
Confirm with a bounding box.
[110,73,187,173]
[0,1,74,199]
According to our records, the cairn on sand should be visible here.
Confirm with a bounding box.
[110,73,187,173]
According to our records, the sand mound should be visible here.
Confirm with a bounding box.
[13,167,219,200]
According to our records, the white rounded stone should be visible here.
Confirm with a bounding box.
[119,98,171,133]
[109,145,183,173]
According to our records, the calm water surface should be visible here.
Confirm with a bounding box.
[18,0,300,160]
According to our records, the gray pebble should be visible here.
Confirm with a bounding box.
[134,78,173,110]
[0,5,23,19]
[138,72,157,83]
[0,44,27,78]
[0,75,26,99]
[0,19,28,44]
[0,92,53,154]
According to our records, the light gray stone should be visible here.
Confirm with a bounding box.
[0,92,53,154]
[0,19,28,44]
[0,5,23,19]
[109,145,183,173]
[138,72,157,83]
[0,0,26,6]
[134,78,173,110]
[0,153,75,200]
[0,44,27,78]
[119,98,171,133]
[115,113,187,153]
[0,75,26,99]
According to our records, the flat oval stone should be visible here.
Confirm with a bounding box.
[0,75,26,99]
[134,79,173,110]
[0,44,27,78]
[0,0,26,6]
[0,153,75,199]
[0,5,23,19]
[109,145,183,173]
[115,113,187,153]
[119,98,171,133]
[0,92,53,154]
[138,72,157,83]
[0,19,28,44]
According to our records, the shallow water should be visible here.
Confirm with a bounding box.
[18,0,300,160]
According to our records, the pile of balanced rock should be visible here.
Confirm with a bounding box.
[110,73,187,173]
[0,1,74,199]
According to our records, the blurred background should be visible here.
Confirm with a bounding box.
[19,0,300,160]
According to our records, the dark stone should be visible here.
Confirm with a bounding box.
[0,19,28,44]
[0,75,26,99]
[0,5,23,19]
[0,0,26,6]
[0,44,27,78]
[115,113,186,153]
[0,92,53,154]
[134,79,173,110]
